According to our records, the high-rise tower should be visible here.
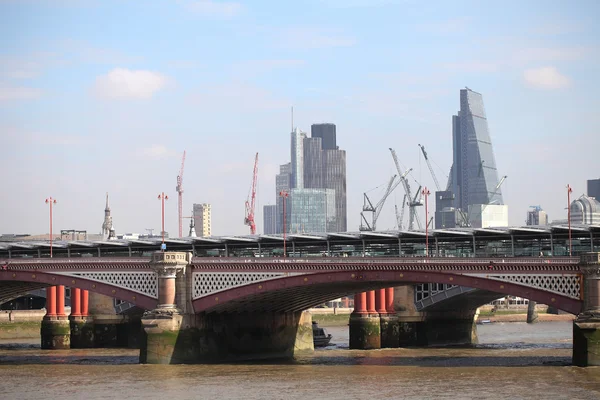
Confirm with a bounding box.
[101,192,113,240]
[448,88,504,213]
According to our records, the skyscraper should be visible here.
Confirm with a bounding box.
[311,123,337,150]
[193,203,212,237]
[263,205,277,234]
[448,88,504,213]
[276,163,291,233]
[588,179,600,200]
[290,128,307,189]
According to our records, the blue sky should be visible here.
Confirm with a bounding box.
[1,0,599,236]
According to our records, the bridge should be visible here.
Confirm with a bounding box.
[1,251,599,366]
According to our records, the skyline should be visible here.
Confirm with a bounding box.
[2,0,600,236]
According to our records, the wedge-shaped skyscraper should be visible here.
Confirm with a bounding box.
[448,88,504,212]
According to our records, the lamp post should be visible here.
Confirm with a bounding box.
[279,190,289,258]
[422,187,430,257]
[158,192,169,247]
[567,184,572,256]
[45,197,57,258]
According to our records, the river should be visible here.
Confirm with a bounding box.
[0,321,598,399]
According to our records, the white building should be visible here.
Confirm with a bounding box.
[193,203,212,237]
[468,204,509,228]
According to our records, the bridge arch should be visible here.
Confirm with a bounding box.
[192,270,583,315]
[0,270,157,310]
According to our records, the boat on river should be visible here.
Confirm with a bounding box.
[312,321,333,347]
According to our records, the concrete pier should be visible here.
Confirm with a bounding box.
[527,301,538,323]
[573,253,600,367]
[41,286,70,349]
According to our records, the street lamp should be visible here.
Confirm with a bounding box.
[422,187,430,257]
[45,197,57,258]
[279,190,289,258]
[567,184,573,256]
[158,192,169,248]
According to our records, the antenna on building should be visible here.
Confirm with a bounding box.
[291,106,294,132]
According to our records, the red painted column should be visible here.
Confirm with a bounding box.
[376,288,386,314]
[385,287,395,313]
[46,286,57,317]
[353,292,367,314]
[367,290,376,314]
[56,285,66,318]
[81,290,89,317]
[71,287,81,317]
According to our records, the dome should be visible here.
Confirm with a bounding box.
[570,195,600,224]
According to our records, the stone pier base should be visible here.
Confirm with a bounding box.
[380,314,399,348]
[349,313,381,349]
[141,310,314,364]
[527,301,538,324]
[573,317,600,367]
[41,319,70,349]
[422,316,478,346]
[93,315,128,347]
[69,317,95,348]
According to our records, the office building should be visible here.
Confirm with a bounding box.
[588,179,600,200]
[526,206,548,226]
[192,203,211,237]
[311,123,337,150]
[448,88,504,214]
[468,204,509,229]
[263,205,277,235]
[281,188,336,233]
[290,128,307,189]
[570,195,600,225]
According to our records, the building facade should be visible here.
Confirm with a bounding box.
[571,195,600,225]
[192,203,212,237]
[588,179,600,200]
[281,188,336,233]
[526,207,548,226]
[311,123,337,150]
[448,88,504,214]
[263,205,277,235]
[290,128,307,189]
[101,192,114,240]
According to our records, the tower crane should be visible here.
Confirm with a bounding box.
[389,148,422,230]
[395,194,407,230]
[360,174,400,231]
[418,144,441,192]
[244,152,259,235]
[176,150,186,238]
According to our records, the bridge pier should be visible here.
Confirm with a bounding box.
[41,285,70,349]
[349,291,381,349]
[573,253,600,367]
[88,292,128,347]
[527,300,538,323]
[70,288,94,348]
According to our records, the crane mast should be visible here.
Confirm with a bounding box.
[389,147,422,230]
[176,150,186,238]
[244,153,259,235]
[395,194,407,230]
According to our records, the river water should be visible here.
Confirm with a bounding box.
[0,321,598,399]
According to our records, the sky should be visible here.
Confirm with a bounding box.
[1,0,599,237]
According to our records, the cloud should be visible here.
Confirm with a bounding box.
[137,144,179,160]
[93,68,168,99]
[0,85,43,101]
[184,1,243,17]
[523,66,571,89]
[275,27,356,49]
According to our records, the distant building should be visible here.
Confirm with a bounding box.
[447,88,504,214]
[468,204,509,228]
[290,128,307,189]
[570,195,600,225]
[588,179,600,200]
[263,205,277,235]
[434,190,461,229]
[311,123,337,150]
[275,163,292,233]
[526,206,548,226]
[101,193,113,240]
[193,203,212,237]
[281,188,336,233]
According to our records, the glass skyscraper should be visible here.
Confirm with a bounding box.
[263,205,277,234]
[311,123,337,150]
[448,88,504,213]
[290,128,306,189]
[283,188,336,233]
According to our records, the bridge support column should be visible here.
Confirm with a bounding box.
[380,287,399,348]
[526,300,538,323]
[349,292,380,349]
[69,288,94,348]
[41,286,71,349]
[573,253,600,367]
[88,292,126,347]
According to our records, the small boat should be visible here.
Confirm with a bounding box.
[312,321,333,347]
[477,319,492,325]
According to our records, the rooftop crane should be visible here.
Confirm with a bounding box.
[389,147,422,230]
[176,150,186,238]
[418,144,441,192]
[244,152,259,235]
[360,174,400,231]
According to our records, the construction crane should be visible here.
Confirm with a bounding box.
[394,194,407,230]
[176,150,186,238]
[418,144,441,192]
[389,147,422,230]
[360,174,400,231]
[244,152,259,235]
